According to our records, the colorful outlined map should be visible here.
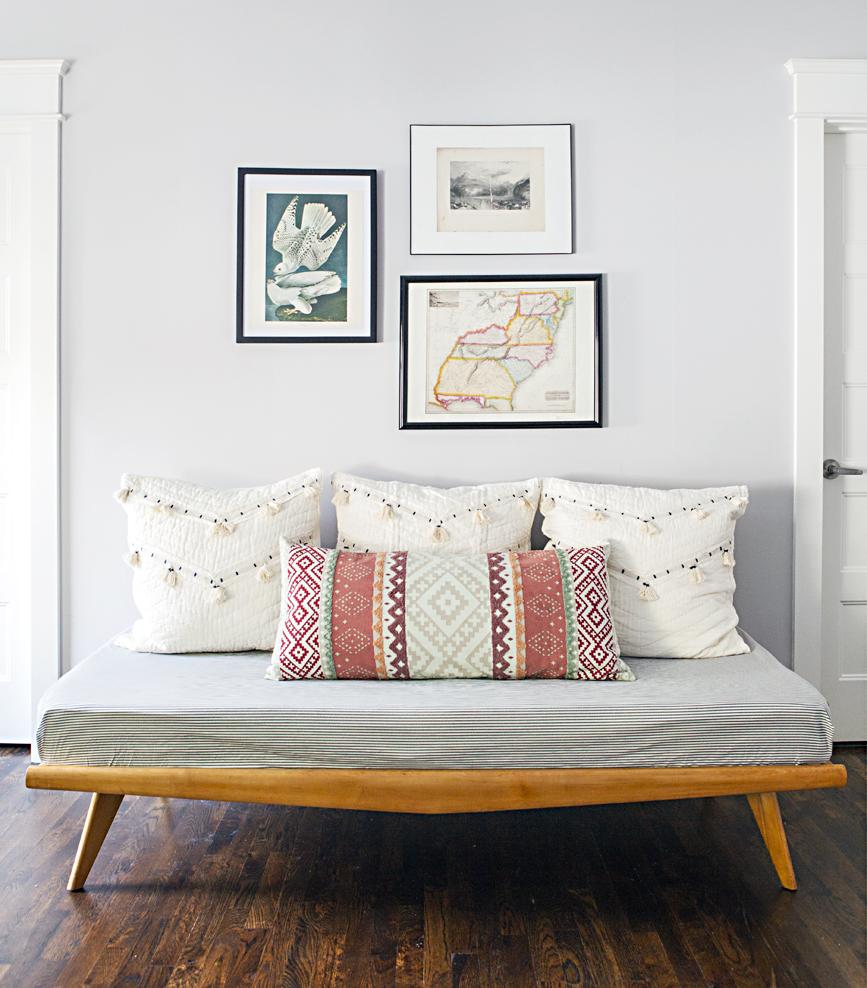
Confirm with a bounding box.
[427,288,574,413]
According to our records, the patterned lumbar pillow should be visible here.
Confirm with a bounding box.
[540,479,749,658]
[331,472,540,553]
[115,469,321,652]
[268,539,633,681]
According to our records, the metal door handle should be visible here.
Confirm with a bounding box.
[824,458,864,479]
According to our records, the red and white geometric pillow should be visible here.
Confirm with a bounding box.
[268,540,633,681]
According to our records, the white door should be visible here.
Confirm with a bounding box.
[0,127,32,741]
[822,131,867,742]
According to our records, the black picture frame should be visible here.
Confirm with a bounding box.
[236,167,377,344]
[399,273,602,430]
[409,124,575,256]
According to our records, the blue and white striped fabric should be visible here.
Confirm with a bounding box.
[34,632,833,769]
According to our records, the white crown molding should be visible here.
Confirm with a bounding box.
[0,59,70,117]
[0,113,66,123]
[825,118,867,133]
[786,58,867,76]
[0,59,70,77]
[785,58,867,120]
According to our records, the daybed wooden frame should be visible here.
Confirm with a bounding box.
[26,762,846,892]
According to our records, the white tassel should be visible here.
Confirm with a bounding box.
[332,489,350,507]
[380,503,395,521]
[473,509,489,526]
[265,500,281,515]
[729,496,748,518]
[163,568,178,588]
[303,486,318,499]
[689,566,705,585]
[692,509,709,521]
[211,585,227,604]
[521,497,535,512]
[722,549,735,568]
[541,496,556,514]
[640,520,659,536]
[590,509,606,522]
[124,550,141,568]
[638,584,659,601]
[114,487,132,504]
[152,503,171,516]
[212,521,235,536]
[257,566,273,584]
[430,525,449,544]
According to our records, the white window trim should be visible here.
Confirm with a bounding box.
[0,59,67,738]
[788,58,867,687]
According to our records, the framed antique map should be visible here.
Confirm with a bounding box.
[399,274,602,429]
[236,168,377,343]
[410,124,573,254]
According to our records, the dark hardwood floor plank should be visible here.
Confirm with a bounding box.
[631,930,684,988]
[450,952,483,988]
[422,887,452,988]
[527,911,568,987]
[0,746,864,988]
[562,813,654,987]
[639,801,770,988]
[254,810,338,988]
[194,926,269,988]
[163,805,303,987]
[77,799,239,988]
[394,901,425,988]
[668,794,857,988]
[478,934,536,988]
[587,804,708,986]
[277,902,344,988]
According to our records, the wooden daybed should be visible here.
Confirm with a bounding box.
[26,635,846,892]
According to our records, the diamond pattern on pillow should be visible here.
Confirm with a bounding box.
[268,540,633,682]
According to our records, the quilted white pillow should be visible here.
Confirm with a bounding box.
[114,469,321,652]
[332,472,540,553]
[540,479,749,658]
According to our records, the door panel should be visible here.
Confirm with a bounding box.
[823,132,867,741]
[0,129,30,740]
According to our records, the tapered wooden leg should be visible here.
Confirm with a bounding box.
[747,792,797,891]
[67,793,124,891]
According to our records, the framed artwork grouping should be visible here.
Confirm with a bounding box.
[233,130,603,429]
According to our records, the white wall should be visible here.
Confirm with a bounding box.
[4,0,867,668]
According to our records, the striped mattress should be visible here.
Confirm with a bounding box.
[34,633,833,769]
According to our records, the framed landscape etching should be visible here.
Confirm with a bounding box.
[400,274,601,430]
[236,168,376,343]
[409,124,573,254]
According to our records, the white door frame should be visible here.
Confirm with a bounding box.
[789,58,867,687]
[0,59,67,739]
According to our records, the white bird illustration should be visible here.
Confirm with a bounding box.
[272,197,346,277]
[267,270,341,314]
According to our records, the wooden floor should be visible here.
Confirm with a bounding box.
[0,747,864,988]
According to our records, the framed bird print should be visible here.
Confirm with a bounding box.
[236,168,377,343]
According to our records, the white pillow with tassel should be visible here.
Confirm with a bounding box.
[114,469,321,652]
[540,478,749,658]
[332,472,540,554]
